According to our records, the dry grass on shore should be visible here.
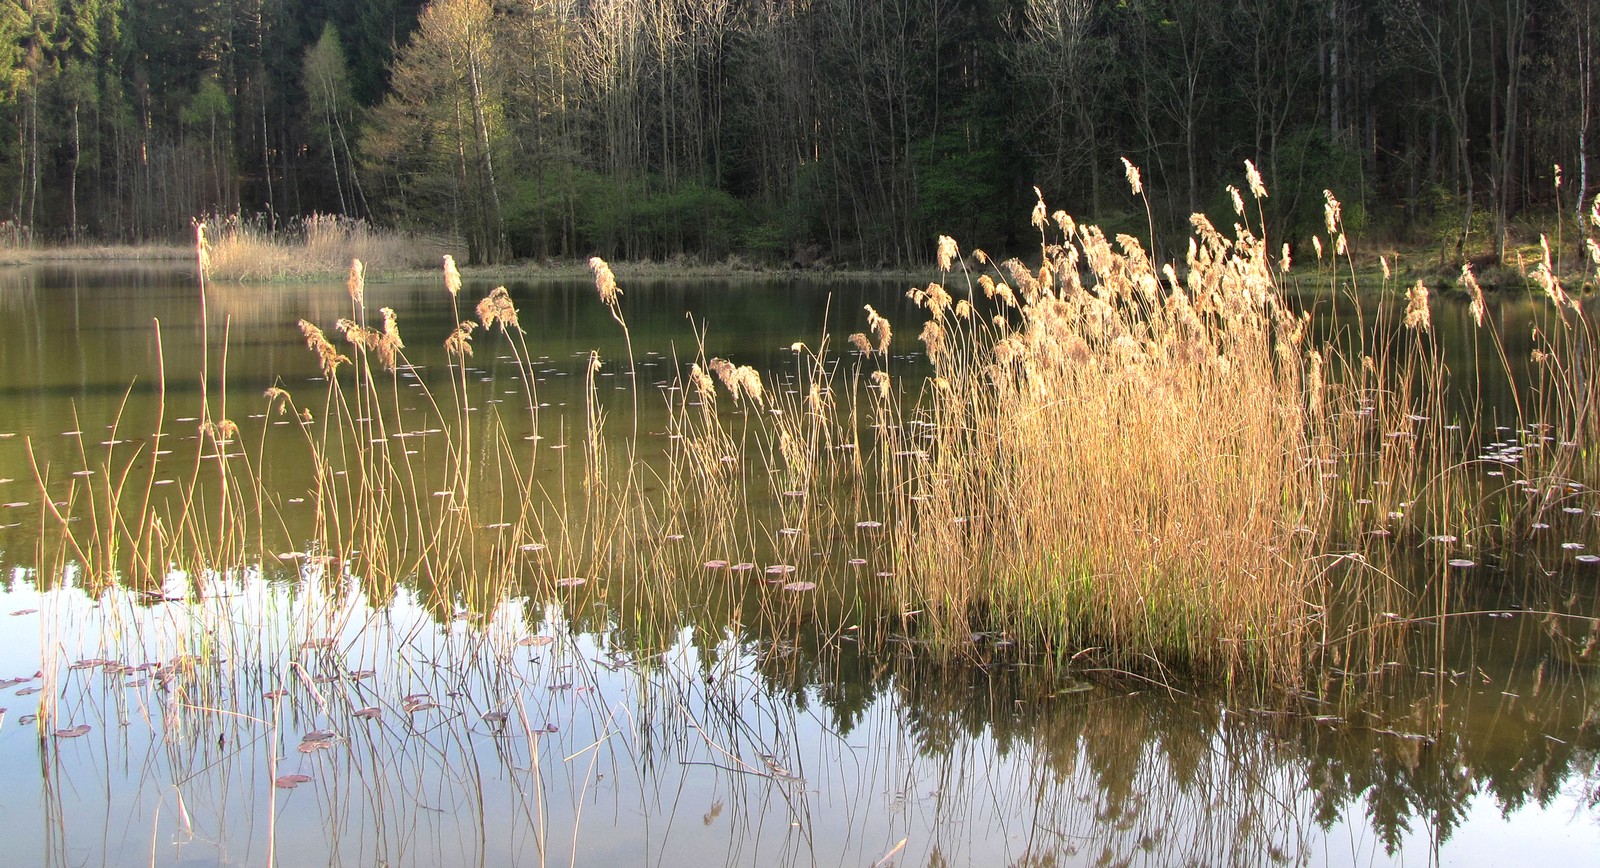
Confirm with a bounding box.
[201,213,456,281]
[0,243,192,264]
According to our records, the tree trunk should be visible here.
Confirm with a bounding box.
[70,102,81,240]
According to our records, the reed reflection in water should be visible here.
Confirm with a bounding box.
[0,561,1596,866]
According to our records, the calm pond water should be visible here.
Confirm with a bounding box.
[0,265,1597,866]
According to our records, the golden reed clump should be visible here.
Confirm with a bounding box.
[588,257,621,306]
[1120,157,1143,196]
[1460,263,1488,327]
[262,386,292,416]
[869,370,891,400]
[737,367,766,407]
[195,222,211,277]
[1245,159,1269,200]
[347,258,365,305]
[298,320,350,378]
[335,316,402,373]
[689,363,717,403]
[444,321,477,357]
[707,357,765,407]
[864,305,892,353]
[1532,235,1574,310]
[200,418,240,442]
[882,179,1354,686]
[476,286,520,332]
[907,282,953,319]
[1403,280,1431,331]
[377,307,404,371]
[443,255,462,298]
[1323,189,1342,236]
[919,319,947,359]
[336,318,376,352]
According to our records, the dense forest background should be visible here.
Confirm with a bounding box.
[0,0,1596,265]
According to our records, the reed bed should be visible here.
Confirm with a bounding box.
[22,166,1600,699]
[201,213,457,281]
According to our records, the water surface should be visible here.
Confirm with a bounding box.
[0,266,1596,866]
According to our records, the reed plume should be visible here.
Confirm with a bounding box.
[298,320,350,378]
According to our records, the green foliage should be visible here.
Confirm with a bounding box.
[634,181,746,260]
[1274,127,1368,241]
[508,168,746,261]
[1416,182,1495,252]
[0,0,1592,259]
[733,162,832,264]
[0,3,30,102]
[302,24,351,131]
[912,121,1015,253]
[180,76,229,130]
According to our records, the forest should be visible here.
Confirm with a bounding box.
[0,0,1595,266]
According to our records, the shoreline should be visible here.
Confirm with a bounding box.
[3,242,1591,297]
[0,244,193,265]
[2,244,928,284]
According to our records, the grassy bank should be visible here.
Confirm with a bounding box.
[0,243,192,264]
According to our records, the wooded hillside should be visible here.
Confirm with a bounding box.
[1,0,1594,265]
